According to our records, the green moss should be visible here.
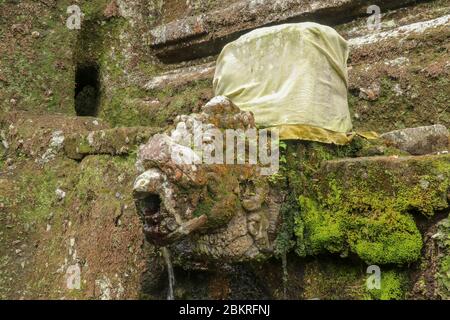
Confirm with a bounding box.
[77,136,92,154]
[191,171,240,229]
[301,258,368,300]
[75,160,106,202]
[100,86,147,127]
[292,154,450,265]
[296,187,423,265]
[436,218,450,298]
[74,154,136,202]
[367,270,408,300]
[17,168,59,223]
[150,80,212,127]
[343,158,450,217]
[0,1,77,114]
[0,159,79,229]
[439,255,450,294]
[297,195,345,255]
[80,0,111,20]
[193,196,214,218]
[96,52,212,129]
[353,227,422,265]
[274,193,298,257]
[0,0,124,115]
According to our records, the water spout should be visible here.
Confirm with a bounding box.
[161,247,175,300]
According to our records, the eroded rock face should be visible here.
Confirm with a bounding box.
[380,124,449,155]
[133,96,281,263]
[411,216,450,300]
[149,0,422,62]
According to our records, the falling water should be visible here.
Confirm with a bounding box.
[161,247,175,300]
[282,252,288,299]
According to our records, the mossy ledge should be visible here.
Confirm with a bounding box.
[294,154,450,265]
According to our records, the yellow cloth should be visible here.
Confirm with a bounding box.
[213,22,353,143]
[274,124,355,145]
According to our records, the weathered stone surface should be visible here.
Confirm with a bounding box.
[411,216,450,300]
[150,14,207,47]
[143,62,215,91]
[133,96,281,262]
[319,155,450,210]
[381,125,449,155]
[149,0,423,62]
[1,0,448,301]
[0,112,110,163]
[141,15,450,92]
[64,127,161,160]
[0,152,149,300]
[104,0,120,19]
[347,14,450,47]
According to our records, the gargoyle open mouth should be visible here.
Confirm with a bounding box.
[133,168,209,246]
[138,193,167,245]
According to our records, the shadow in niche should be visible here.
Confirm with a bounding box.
[140,262,273,300]
[140,194,161,217]
[138,251,381,300]
[75,63,100,116]
[140,244,167,300]
[137,193,166,245]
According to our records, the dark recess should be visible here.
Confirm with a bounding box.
[75,63,100,116]
[141,194,162,217]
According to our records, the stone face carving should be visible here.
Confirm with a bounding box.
[133,96,281,263]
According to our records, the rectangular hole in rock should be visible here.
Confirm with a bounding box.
[75,63,100,116]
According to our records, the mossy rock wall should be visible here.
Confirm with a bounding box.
[1,0,449,300]
[0,152,161,299]
[295,155,450,265]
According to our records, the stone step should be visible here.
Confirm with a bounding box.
[64,127,162,160]
[149,0,426,63]
[0,112,110,163]
[318,153,450,215]
[142,14,450,91]
[380,124,449,155]
[143,62,215,91]
[348,14,450,47]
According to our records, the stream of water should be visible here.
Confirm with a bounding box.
[161,247,175,300]
[282,252,288,299]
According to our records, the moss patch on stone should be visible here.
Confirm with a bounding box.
[294,155,450,265]
[366,270,408,300]
[300,257,367,300]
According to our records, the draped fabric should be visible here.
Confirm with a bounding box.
[213,23,355,144]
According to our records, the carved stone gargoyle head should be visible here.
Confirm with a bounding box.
[133,97,282,263]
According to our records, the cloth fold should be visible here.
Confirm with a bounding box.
[214,22,355,143]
